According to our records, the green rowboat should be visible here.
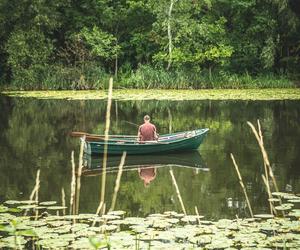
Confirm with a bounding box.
[82,128,209,155]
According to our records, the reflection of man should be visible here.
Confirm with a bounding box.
[137,115,158,141]
[138,166,156,187]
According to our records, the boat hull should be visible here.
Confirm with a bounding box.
[83,128,209,155]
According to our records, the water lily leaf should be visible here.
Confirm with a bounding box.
[275,203,294,211]
[109,219,125,225]
[123,217,145,225]
[47,220,71,227]
[17,204,37,210]
[17,229,37,237]
[0,205,9,213]
[101,214,120,220]
[77,213,98,219]
[8,208,22,213]
[26,220,47,227]
[181,215,203,224]
[89,236,108,249]
[288,199,300,203]
[37,238,69,248]
[46,206,67,210]
[34,206,47,210]
[69,237,91,249]
[254,214,274,219]
[38,233,59,239]
[107,210,126,216]
[70,223,90,232]
[39,201,57,206]
[4,200,22,205]
[268,198,280,202]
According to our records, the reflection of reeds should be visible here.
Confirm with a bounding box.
[30,169,40,201]
[230,153,254,218]
[100,77,114,213]
[75,136,85,214]
[109,151,126,212]
[70,151,76,215]
[169,168,187,215]
[28,169,40,217]
[62,187,66,216]
[92,201,103,227]
[195,206,201,224]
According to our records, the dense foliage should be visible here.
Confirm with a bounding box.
[0,0,299,89]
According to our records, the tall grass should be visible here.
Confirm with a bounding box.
[2,63,295,90]
[119,65,294,89]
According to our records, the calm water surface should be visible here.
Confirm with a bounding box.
[0,95,299,219]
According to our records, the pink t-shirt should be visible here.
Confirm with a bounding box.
[138,123,157,141]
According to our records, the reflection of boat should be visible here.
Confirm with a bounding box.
[82,128,209,155]
[82,151,208,175]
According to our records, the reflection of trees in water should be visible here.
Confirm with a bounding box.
[0,97,299,218]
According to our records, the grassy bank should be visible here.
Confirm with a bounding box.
[2,88,300,101]
[0,65,297,90]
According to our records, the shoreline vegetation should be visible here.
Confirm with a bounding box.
[2,88,300,101]
[1,1,300,91]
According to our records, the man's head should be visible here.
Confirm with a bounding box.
[144,115,150,122]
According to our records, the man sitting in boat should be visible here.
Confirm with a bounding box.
[137,115,158,142]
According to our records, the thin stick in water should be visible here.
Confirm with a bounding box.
[70,151,76,215]
[230,153,254,218]
[100,77,114,212]
[194,206,201,224]
[92,201,103,227]
[62,187,66,216]
[109,151,127,212]
[262,174,276,215]
[169,168,187,215]
[75,135,85,214]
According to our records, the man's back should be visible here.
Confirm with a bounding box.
[138,122,157,141]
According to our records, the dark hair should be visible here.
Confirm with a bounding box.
[144,115,150,121]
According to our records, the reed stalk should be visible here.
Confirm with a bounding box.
[230,153,254,218]
[169,168,187,215]
[27,169,40,217]
[247,120,279,192]
[70,151,76,215]
[100,77,114,213]
[75,136,85,214]
[262,174,276,215]
[29,169,40,201]
[194,206,201,224]
[109,151,127,212]
[92,201,103,227]
[62,187,66,216]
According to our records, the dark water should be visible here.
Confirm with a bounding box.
[0,95,299,220]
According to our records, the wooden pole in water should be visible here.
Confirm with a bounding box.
[75,136,85,214]
[70,151,76,215]
[230,153,254,218]
[62,187,66,216]
[169,168,187,215]
[109,151,126,212]
[100,77,114,214]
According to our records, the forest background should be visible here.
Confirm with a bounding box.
[0,0,299,90]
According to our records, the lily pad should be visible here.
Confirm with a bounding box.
[39,201,57,206]
[275,203,294,211]
[46,206,67,210]
[107,210,126,216]
[17,204,37,210]
[254,214,274,219]
[0,205,9,213]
